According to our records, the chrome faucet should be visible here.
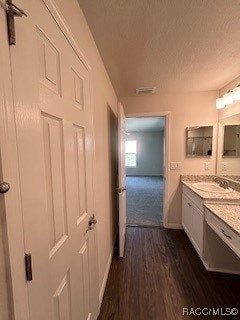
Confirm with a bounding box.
[219,179,229,189]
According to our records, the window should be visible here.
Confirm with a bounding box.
[125,140,136,167]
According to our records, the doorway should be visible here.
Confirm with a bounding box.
[125,116,166,227]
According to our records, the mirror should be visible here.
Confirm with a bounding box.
[222,125,240,157]
[186,126,213,157]
[217,113,240,180]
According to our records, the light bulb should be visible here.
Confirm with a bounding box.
[216,97,225,109]
[223,91,234,106]
[232,86,240,101]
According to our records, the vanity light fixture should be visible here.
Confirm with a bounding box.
[216,85,240,109]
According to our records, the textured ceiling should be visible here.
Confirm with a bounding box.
[78,0,240,96]
[125,117,165,132]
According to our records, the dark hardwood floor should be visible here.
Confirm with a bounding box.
[98,227,240,320]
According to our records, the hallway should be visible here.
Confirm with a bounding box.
[98,227,240,320]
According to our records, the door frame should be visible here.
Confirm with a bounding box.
[0,1,97,319]
[125,112,170,228]
[118,102,126,257]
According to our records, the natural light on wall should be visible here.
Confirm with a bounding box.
[125,140,137,167]
[216,85,240,109]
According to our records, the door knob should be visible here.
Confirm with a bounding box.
[88,214,97,230]
[0,182,10,194]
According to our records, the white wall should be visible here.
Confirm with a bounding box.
[122,92,219,227]
[126,131,164,176]
[53,0,119,300]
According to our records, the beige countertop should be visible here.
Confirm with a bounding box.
[182,178,240,237]
[204,203,240,237]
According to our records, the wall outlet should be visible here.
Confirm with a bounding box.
[204,162,210,171]
[170,162,182,170]
[222,163,227,171]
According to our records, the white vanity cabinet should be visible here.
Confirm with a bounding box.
[204,208,240,274]
[205,208,240,259]
[182,185,204,257]
[182,183,240,274]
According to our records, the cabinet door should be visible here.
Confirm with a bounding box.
[182,194,192,236]
[191,205,204,256]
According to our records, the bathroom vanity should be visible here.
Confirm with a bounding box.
[182,176,240,274]
[182,185,204,258]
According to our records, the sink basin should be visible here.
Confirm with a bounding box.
[192,182,233,193]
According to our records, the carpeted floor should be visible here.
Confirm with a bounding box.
[126,176,163,226]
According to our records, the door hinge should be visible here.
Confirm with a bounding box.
[116,186,127,193]
[6,0,27,45]
[25,253,32,282]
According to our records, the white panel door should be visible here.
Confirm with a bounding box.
[9,1,99,319]
[118,103,126,257]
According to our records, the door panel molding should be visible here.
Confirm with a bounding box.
[42,0,91,72]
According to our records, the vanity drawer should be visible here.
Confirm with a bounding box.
[182,185,204,211]
[205,209,240,259]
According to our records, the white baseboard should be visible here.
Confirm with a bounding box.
[203,260,240,275]
[99,250,113,305]
[165,223,183,230]
[126,174,163,177]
